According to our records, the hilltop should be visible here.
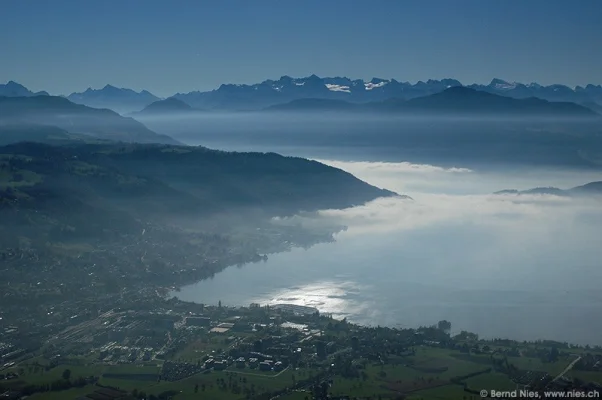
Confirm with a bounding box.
[130,97,202,117]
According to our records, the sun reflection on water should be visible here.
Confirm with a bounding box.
[248,280,375,321]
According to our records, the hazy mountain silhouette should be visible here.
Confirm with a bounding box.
[400,87,596,116]
[570,181,602,194]
[469,79,602,105]
[67,84,160,114]
[582,101,602,115]
[130,97,203,117]
[495,181,602,196]
[0,96,179,144]
[266,87,597,117]
[0,81,49,97]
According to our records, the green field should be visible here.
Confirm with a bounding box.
[8,345,602,400]
[27,385,98,400]
[0,167,42,189]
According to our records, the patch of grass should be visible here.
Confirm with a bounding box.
[26,384,97,400]
[9,364,106,385]
[506,356,567,375]
[280,391,311,400]
[408,384,466,400]
[410,347,490,379]
[465,372,516,391]
[567,370,602,384]
[0,167,42,188]
[329,376,390,398]
[143,369,301,400]
[98,365,161,391]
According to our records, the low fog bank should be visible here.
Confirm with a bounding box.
[295,160,602,291]
[177,159,602,344]
[316,159,602,195]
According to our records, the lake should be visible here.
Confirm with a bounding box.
[164,115,602,345]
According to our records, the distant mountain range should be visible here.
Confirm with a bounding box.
[171,75,602,111]
[66,84,160,114]
[266,87,597,117]
[3,76,602,113]
[495,181,602,196]
[0,95,178,145]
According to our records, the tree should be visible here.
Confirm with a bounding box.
[437,320,452,334]
[550,347,559,362]
[62,369,71,380]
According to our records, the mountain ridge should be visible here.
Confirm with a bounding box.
[171,75,602,111]
[66,84,160,114]
[6,76,602,112]
[495,181,602,196]
[0,81,49,97]
[264,87,598,117]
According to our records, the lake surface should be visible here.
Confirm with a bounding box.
[169,116,602,345]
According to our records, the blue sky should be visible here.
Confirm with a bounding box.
[2,0,601,97]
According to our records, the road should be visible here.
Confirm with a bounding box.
[226,365,290,378]
[550,355,582,384]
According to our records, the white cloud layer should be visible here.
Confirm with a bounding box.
[316,159,473,174]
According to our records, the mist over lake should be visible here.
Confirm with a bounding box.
[169,118,602,345]
[139,113,602,171]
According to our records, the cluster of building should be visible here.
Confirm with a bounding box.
[0,342,24,370]
[98,344,154,364]
[160,360,204,382]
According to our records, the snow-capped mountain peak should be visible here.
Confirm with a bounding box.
[325,84,351,93]
[489,78,517,90]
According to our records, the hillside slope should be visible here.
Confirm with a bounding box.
[0,141,395,245]
[0,96,179,144]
